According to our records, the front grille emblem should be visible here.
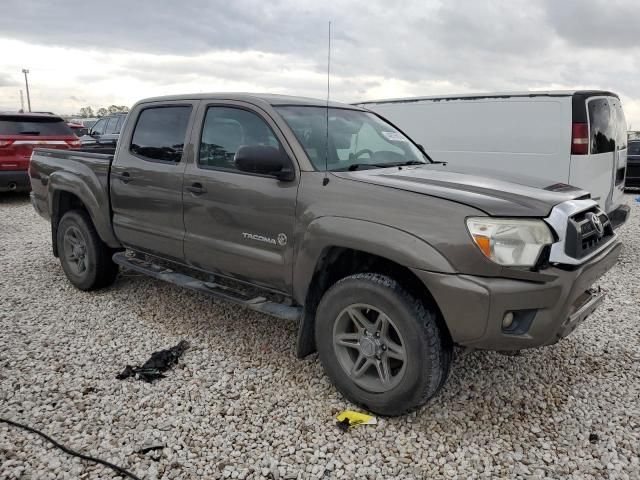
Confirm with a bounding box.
[587,212,604,238]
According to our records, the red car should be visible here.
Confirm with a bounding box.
[0,113,80,192]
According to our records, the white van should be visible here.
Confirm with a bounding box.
[356,91,630,227]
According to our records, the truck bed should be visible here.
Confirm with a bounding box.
[29,147,117,250]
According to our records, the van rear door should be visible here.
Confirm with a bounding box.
[569,94,627,214]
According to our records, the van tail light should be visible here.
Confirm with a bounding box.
[571,123,589,155]
[66,139,81,148]
[0,140,14,147]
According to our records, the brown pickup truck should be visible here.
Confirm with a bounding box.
[29,93,621,415]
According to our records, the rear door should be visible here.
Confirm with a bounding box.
[569,95,627,214]
[110,102,198,262]
[182,101,298,292]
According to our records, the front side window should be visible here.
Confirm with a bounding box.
[199,107,280,170]
[90,118,107,136]
[130,106,192,162]
[275,106,427,171]
[629,141,640,156]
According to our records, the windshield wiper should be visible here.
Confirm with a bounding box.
[19,131,41,135]
[347,160,428,171]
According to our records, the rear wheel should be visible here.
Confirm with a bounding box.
[57,210,118,290]
[315,273,451,416]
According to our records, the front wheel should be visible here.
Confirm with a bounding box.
[315,273,451,416]
[57,210,118,291]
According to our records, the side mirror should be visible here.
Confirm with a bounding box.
[235,145,294,181]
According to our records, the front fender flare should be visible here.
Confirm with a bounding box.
[292,216,455,305]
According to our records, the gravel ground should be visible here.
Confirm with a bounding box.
[1,193,639,480]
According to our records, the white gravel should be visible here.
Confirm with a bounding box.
[1,192,639,480]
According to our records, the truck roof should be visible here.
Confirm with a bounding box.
[136,93,365,110]
[355,90,619,105]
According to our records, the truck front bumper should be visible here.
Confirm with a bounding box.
[413,239,621,350]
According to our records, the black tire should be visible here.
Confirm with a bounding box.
[315,273,451,416]
[56,209,118,291]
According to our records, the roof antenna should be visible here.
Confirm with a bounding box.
[323,20,331,187]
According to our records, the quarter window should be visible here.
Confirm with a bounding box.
[130,106,192,162]
[199,107,280,171]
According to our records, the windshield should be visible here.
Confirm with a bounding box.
[275,106,427,171]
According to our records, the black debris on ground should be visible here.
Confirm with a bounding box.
[589,433,600,444]
[116,340,189,383]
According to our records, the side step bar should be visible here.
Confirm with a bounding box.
[112,252,302,322]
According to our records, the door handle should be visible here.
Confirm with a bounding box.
[113,172,131,183]
[186,183,207,195]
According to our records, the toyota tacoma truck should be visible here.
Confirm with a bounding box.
[29,93,621,416]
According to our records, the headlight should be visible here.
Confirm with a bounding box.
[466,217,554,267]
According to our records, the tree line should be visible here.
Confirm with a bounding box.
[77,105,130,118]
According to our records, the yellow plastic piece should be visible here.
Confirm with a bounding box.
[336,410,377,427]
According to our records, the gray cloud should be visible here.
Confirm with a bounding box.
[544,0,640,48]
[1,0,639,119]
[0,73,18,87]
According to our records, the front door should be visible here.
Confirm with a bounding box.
[111,102,198,262]
[182,101,298,293]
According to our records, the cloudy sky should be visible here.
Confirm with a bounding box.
[1,0,639,126]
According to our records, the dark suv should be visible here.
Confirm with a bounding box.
[79,113,127,147]
[626,139,640,189]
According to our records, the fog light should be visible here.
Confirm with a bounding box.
[502,312,514,329]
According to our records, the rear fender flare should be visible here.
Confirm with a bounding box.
[48,170,120,248]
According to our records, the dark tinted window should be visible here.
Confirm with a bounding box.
[629,141,640,155]
[131,106,192,162]
[199,107,280,170]
[0,115,73,135]
[588,99,615,154]
[104,116,119,135]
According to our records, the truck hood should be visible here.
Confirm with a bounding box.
[334,163,590,217]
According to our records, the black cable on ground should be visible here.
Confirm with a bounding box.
[0,417,142,480]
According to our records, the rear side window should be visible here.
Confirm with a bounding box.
[629,142,640,155]
[130,106,192,162]
[104,116,119,135]
[115,115,126,133]
[0,116,73,135]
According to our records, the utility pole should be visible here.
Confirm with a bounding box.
[21,69,31,112]
[19,90,24,112]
